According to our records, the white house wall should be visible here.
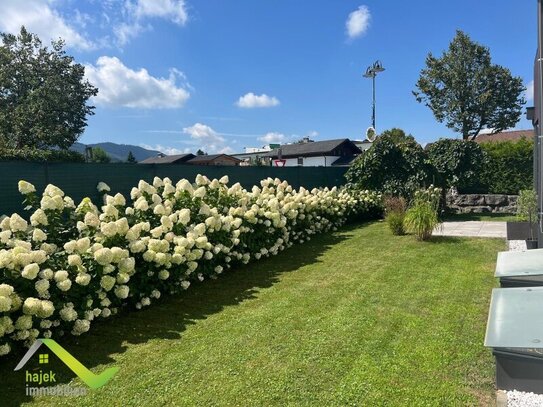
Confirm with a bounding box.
[279,156,340,167]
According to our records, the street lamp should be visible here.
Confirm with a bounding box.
[363,60,385,131]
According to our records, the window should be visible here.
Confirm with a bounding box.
[39,354,49,364]
[297,157,303,166]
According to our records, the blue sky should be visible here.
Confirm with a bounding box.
[1,0,536,154]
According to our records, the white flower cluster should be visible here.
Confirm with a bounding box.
[0,176,381,356]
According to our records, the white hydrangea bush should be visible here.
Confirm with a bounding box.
[0,176,382,356]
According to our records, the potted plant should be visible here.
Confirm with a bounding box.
[516,189,538,249]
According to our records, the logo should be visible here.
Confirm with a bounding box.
[14,339,119,396]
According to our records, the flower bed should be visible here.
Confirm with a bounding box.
[0,176,381,356]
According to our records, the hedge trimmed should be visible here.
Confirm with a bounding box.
[0,176,382,356]
[478,137,533,195]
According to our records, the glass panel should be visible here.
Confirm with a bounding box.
[485,287,543,348]
[495,249,543,277]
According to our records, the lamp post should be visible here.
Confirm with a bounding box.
[363,60,385,131]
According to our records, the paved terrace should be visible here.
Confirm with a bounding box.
[433,221,506,238]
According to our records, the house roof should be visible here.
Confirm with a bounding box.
[475,129,534,143]
[186,154,241,163]
[331,156,358,166]
[266,139,361,158]
[139,153,195,164]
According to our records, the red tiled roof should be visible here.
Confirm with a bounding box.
[475,129,534,143]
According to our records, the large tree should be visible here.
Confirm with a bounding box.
[0,26,98,149]
[414,30,525,140]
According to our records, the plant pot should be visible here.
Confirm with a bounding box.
[526,239,539,250]
[506,221,538,240]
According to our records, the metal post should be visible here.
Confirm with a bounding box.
[538,0,543,247]
[372,74,376,129]
[363,61,384,132]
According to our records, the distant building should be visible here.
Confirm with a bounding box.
[266,138,361,167]
[352,139,373,151]
[475,129,534,143]
[139,153,195,164]
[232,144,279,166]
[186,154,241,166]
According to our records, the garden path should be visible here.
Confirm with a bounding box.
[433,221,506,238]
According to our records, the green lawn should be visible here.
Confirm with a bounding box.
[1,221,504,406]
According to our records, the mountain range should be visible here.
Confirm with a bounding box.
[70,142,162,162]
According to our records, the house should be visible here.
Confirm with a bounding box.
[353,139,373,152]
[232,144,279,166]
[475,129,534,143]
[186,154,241,166]
[266,138,362,167]
[139,153,195,164]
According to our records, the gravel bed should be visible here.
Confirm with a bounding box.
[508,240,527,252]
[507,390,543,407]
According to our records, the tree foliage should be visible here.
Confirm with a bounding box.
[414,30,525,140]
[379,128,416,145]
[90,147,111,163]
[0,147,84,162]
[127,151,137,163]
[0,26,98,149]
[345,129,434,198]
[426,139,485,190]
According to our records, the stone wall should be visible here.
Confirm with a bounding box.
[446,189,517,214]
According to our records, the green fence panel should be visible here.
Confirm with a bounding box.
[0,162,347,216]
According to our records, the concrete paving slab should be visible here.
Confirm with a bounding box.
[432,221,506,238]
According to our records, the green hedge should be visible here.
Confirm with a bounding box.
[0,148,85,163]
[426,139,485,191]
[477,138,533,195]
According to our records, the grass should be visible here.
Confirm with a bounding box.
[442,212,517,222]
[1,221,504,406]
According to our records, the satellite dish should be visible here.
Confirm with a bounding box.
[366,126,377,142]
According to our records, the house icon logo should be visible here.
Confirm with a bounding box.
[15,339,118,391]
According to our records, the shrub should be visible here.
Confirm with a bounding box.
[384,196,407,235]
[479,138,533,194]
[517,190,538,240]
[0,176,382,356]
[0,147,85,162]
[404,186,441,241]
[345,130,434,198]
[426,139,485,190]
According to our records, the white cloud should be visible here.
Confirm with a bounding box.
[140,144,191,155]
[183,123,229,153]
[116,0,188,45]
[236,93,280,108]
[526,80,534,102]
[346,5,370,39]
[0,0,94,50]
[131,0,188,25]
[258,132,285,143]
[85,56,190,108]
[114,22,147,46]
[218,146,235,154]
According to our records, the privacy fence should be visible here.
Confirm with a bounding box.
[0,162,348,216]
